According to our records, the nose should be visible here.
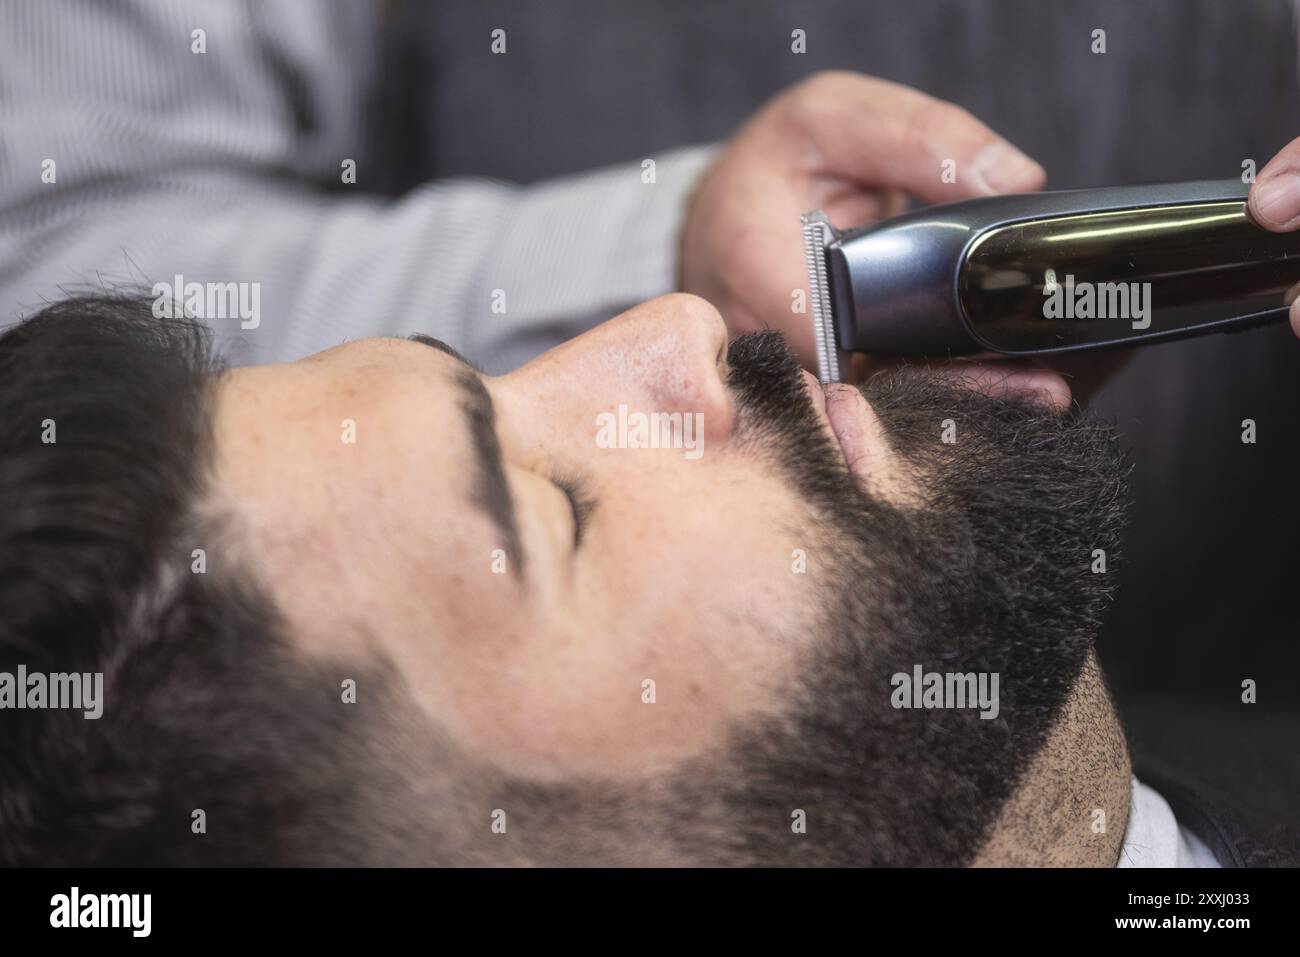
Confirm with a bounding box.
[500,293,736,443]
[599,293,731,413]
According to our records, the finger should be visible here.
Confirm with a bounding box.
[772,71,1045,203]
[1291,298,1300,339]
[819,186,908,230]
[1249,135,1300,231]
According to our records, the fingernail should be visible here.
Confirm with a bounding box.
[971,141,1044,195]
[1252,170,1300,227]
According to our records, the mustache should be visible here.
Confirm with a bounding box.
[724,331,819,440]
[724,331,859,509]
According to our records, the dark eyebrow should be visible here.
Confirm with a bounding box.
[405,333,481,371]
[404,335,526,580]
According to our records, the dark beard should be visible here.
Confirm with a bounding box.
[479,332,1129,868]
[682,331,1131,866]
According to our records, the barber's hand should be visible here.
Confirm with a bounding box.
[680,71,1046,367]
[1249,136,1300,338]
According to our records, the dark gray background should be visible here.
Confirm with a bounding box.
[370,0,1300,820]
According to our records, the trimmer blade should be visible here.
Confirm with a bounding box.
[801,211,841,384]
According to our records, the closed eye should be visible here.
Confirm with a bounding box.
[552,474,596,550]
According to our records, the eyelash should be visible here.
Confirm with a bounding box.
[551,474,596,550]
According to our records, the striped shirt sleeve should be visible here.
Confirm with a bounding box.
[0,0,717,369]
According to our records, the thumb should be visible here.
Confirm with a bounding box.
[1249,135,1300,231]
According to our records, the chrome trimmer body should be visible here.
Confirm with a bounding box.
[803,179,1300,384]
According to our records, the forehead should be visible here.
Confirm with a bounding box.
[207,337,480,533]
[215,337,469,425]
[296,335,472,383]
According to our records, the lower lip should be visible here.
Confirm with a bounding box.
[938,359,1073,411]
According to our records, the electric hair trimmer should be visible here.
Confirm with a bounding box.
[802,179,1300,383]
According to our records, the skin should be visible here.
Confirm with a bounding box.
[212,295,889,783]
[212,296,826,783]
[973,654,1131,867]
[208,293,1124,864]
[1249,134,1300,336]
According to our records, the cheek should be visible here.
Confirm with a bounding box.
[392,449,821,781]
[600,468,819,645]
[478,487,814,778]
[418,491,817,781]
[442,595,804,782]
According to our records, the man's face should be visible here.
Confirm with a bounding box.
[208,293,1121,819]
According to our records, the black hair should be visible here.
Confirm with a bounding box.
[0,295,412,865]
